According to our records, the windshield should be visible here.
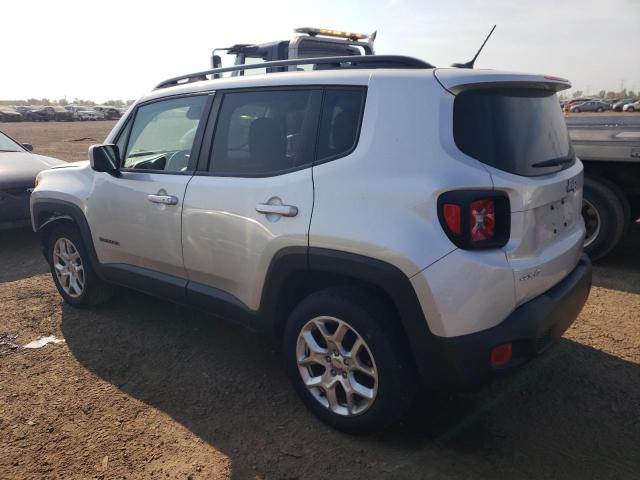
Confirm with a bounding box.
[454,88,573,177]
[0,131,24,152]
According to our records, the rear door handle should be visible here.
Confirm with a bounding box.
[147,194,178,205]
[255,203,298,217]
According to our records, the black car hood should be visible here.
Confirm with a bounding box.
[0,151,65,189]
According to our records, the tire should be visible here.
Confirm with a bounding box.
[582,176,628,260]
[47,225,114,307]
[283,287,416,434]
[597,107,604,112]
[573,107,580,113]
[628,107,635,112]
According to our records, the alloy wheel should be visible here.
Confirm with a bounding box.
[296,316,378,416]
[52,237,85,298]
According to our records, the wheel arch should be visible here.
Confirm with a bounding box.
[260,247,442,385]
[32,199,100,269]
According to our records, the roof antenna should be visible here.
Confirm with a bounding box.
[451,25,496,69]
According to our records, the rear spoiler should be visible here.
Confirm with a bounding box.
[434,69,571,95]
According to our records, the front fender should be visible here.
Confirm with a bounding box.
[31,199,100,271]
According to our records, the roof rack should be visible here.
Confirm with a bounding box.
[155,55,434,90]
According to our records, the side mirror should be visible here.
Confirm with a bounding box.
[89,144,120,175]
[22,143,34,152]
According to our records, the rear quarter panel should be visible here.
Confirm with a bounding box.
[309,70,495,277]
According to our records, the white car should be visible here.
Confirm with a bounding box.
[76,109,103,121]
[30,56,591,433]
[622,101,639,112]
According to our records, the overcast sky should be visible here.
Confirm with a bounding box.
[3,0,639,102]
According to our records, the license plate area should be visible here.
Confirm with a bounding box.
[534,196,577,247]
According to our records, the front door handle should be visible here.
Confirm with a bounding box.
[147,194,178,205]
[255,203,298,217]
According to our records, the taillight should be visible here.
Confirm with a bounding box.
[443,203,461,235]
[437,190,510,249]
[470,199,495,241]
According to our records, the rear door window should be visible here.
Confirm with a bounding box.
[454,88,573,177]
[209,89,322,176]
[317,88,365,162]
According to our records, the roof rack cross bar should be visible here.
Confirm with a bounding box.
[155,55,434,90]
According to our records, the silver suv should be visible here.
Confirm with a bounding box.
[31,56,592,433]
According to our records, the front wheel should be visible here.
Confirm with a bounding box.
[48,225,114,307]
[283,287,416,434]
[628,107,635,112]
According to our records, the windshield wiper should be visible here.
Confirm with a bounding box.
[531,156,575,168]
[0,149,20,152]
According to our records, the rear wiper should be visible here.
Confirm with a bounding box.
[531,156,575,168]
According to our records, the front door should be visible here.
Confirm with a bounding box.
[88,94,210,279]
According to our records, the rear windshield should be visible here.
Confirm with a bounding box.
[454,88,574,177]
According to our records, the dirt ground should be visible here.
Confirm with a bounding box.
[1,121,117,162]
[1,122,639,479]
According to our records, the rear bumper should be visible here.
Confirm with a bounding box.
[427,253,592,390]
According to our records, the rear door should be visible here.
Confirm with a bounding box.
[439,70,585,305]
[181,88,322,311]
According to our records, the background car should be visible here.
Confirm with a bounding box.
[570,100,611,112]
[0,106,22,122]
[622,101,640,112]
[563,98,593,112]
[612,98,635,111]
[51,106,73,121]
[19,106,55,121]
[0,130,63,229]
[77,109,104,121]
[93,106,122,120]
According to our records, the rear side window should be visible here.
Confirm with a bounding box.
[317,89,365,162]
[454,88,573,177]
[210,89,322,176]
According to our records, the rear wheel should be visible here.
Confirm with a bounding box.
[48,225,114,307]
[597,107,604,112]
[582,176,628,260]
[283,287,416,434]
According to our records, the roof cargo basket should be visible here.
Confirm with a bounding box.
[155,55,434,90]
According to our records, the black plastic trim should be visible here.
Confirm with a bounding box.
[32,199,101,269]
[302,248,440,384]
[433,254,592,389]
[155,55,433,89]
[258,247,310,322]
[187,281,257,330]
[100,264,187,303]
